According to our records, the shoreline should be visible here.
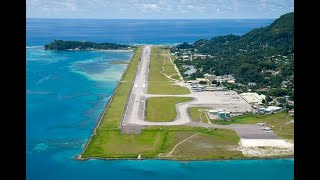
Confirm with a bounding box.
[26,43,180,50]
[75,155,294,161]
[76,47,140,160]
[26,45,134,52]
[75,45,293,161]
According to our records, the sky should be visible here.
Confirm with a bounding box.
[26,0,294,19]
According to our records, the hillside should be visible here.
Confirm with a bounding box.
[172,13,294,96]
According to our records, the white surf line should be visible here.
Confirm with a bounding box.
[166,132,201,156]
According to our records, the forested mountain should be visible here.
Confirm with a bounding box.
[172,12,294,87]
[195,12,293,57]
[44,40,130,50]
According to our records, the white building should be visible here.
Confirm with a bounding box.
[204,73,235,83]
[240,92,266,105]
[259,106,283,114]
[204,73,217,82]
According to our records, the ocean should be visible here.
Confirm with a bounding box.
[26,18,293,180]
[26,18,275,46]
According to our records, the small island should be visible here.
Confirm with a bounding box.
[44,40,132,50]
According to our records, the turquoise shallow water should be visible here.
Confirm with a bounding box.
[26,19,293,180]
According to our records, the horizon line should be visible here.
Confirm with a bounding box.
[26,17,276,20]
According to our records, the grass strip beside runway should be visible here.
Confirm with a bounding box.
[146,97,192,122]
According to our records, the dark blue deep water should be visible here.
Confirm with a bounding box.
[27,18,274,46]
[26,19,293,180]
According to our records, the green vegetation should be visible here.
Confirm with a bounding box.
[148,84,190,94]
[171,74,181,81]
[176,42,194,49]
[82,129,165,158]
[87,47,142,130]
[82,47,143,158]
[148,46,190,94]
[166,54,182,81]
[146,97,192,122]
[162,129,243,160]
[213,111,294,140]
[81,13,295,159]
[82,46,243,160]
[44,40,131,50]
[172,12,294,99]
[188,107,209,123]
[82,126,244,160]
[109,61,129,64]
[149,47,174,82]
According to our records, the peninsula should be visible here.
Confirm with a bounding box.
[73,12,294,160]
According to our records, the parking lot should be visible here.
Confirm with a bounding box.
[188,90,253,114]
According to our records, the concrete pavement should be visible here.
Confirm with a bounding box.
[122,45,151,126]
[120,46,284,143]
[143,90,252,125]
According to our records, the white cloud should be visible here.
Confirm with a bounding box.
[231,0,240,11]
[142,4,160,11]
[27,0,294,19]
[259,0,293,11]
[29,0,40,6]
[27,0,78,14]
[87,0,111,8]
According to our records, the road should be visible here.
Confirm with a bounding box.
[122,45,151,126]
[142,90,252,125]
[120,46,281,141]
[121,46,252,127]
